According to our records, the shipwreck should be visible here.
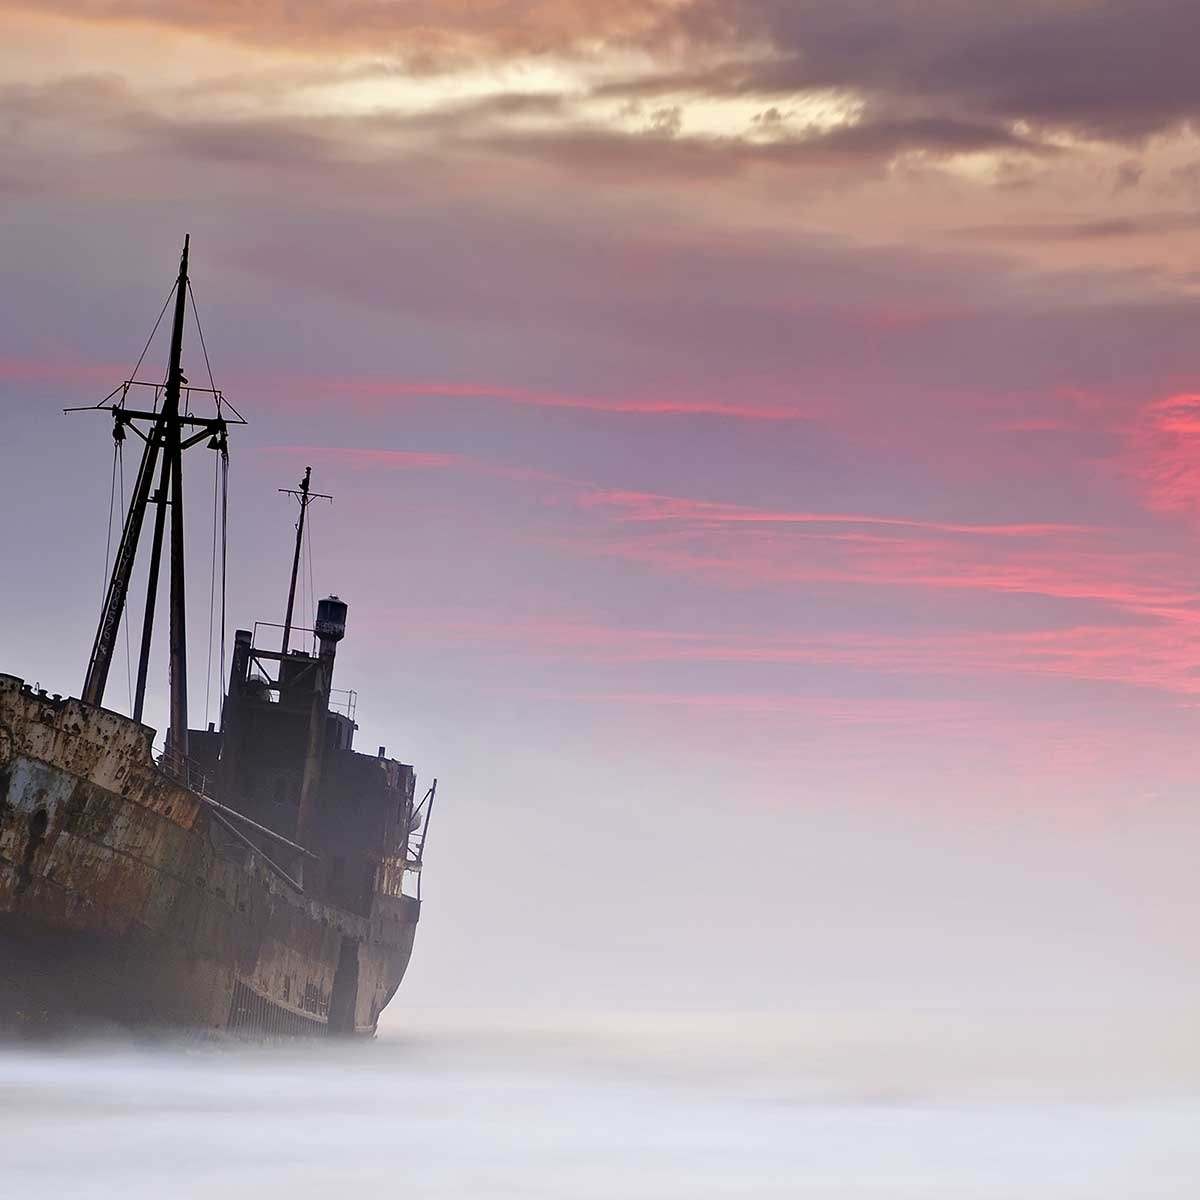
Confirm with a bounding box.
[0,238,434,1036]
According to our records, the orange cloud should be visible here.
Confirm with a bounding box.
[7,0,679,60]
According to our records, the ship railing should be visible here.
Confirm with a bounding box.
[252,619,316,655]
[155,744,211,794]
[404,779,437,901]
[154,742,315,893]
[246,622,358,722]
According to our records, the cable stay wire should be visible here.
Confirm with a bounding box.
[100,441,119,609]
[298,508,309,655]
[132,285,176,386]
[205,447,220,730]
[100,438,137,715]
[219,448,229,719]
[187,280,246,425]
[118,444,134,714]
[305,503,317,654]
[79,285,175,412]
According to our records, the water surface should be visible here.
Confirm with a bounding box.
[1,1010,1195,1198]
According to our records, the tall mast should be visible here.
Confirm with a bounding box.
[279,467,331,655]
[73,235,243,772]
[81,237,191,712]
[133,237,190,725]
[164,235,191,763]
[282,467,310,656]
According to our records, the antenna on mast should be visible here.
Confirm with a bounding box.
[279,466,332,655]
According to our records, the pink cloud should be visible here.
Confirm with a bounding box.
[581,524,1195,614]
[262,444,466,471]
[0,357,125,385]
[537,689,973,727]
[268,441,1199,617]
[576,488,1093,537]
[1127,392,1200,518]
[299,376,811,422]
[364,611,1200,696]
[7,355,814,422]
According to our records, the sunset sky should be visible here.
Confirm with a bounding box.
[4,1,1200,1013]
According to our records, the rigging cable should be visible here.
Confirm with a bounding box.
[118,444,134,713]
[128,285,175,392]
[219,446,229,721]
[190,279,231,726]
[298,504,309,655]
[99,438,135,714]
[205,446,219,729]
[305,500,316,654]
[100,441,119,609]
[187,280,220,409]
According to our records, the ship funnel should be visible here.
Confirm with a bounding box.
[315,595,347,645]
[296,596,348,866]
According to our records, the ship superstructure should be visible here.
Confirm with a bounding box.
[0,239,434,1035]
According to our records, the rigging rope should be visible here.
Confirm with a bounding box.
[305,501,316,654]
[118,445,133,713]
[188,280,231,727]
[220,448,229,721]
[99,439,136,713]
[187,280,220,413]
[298,506,308,654]
[100,441,119,609]
[205,447,219,729]
[129,286,175,390]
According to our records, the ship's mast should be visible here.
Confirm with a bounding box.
[163,236,191,761]
[133,237,189,733]
[75,236,242,777]
[279,466,331,656]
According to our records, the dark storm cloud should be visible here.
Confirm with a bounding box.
[6,69,1197,407]
[0,74,343,171]
[0,72,571,175]
[15,1,1200,153]
[469,112,1046,182]
[0,69,1032,192]
[225,195,1200,415]
[664,0,1200,143]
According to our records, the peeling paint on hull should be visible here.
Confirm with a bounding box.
[0,675,418,1037]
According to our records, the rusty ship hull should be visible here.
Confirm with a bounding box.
[0,676,420,1037]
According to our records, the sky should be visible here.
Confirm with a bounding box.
[3,0,1200,1016]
